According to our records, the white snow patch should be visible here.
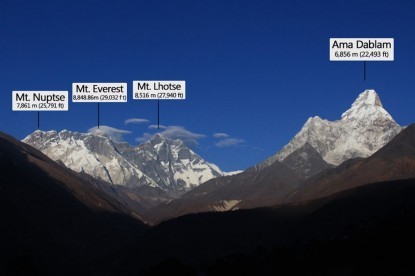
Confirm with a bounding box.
[223,170,244,176]
[211,200,241,212]
[261,89,402,167]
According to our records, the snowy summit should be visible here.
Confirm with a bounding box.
[341,89,394,122]
[261,89,402,167]
[23,131,223,195]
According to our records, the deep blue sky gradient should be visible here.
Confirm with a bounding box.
[1,0,414,171]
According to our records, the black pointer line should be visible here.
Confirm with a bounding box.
[37,111,40,129]
[158,100,160,129]
[364,61,366,81]
[98,102,100,129]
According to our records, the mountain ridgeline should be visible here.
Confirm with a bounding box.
[22,89,407,223]
[3,89,415,274]
[146,89,407,222]
[0,131,147,275]
[261,89,402,168]
[23,131,223,196]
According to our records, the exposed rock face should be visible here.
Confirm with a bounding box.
[23,131,223,195]
[260,90,402,168]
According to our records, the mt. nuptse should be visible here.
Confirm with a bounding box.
[23,131,223,195]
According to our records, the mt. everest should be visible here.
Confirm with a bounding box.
[23,131,223,195]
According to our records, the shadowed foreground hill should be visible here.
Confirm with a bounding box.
[146,160,301,224]
[2,123,415,275]
[0,132,148,276]
[145,124,415,225]
[285,124,415,203]
[114,177,415,275]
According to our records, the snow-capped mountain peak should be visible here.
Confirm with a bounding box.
[89,128,110,137]
[149,133,166,145]
[260,89,402,169]
[353,89,382,107]
[23,130,223,195]
[341,89,394,122]
[134,134,223,192]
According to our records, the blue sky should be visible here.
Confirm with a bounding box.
[1,0,414,171]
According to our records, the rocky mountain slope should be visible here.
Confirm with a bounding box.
[284,123,415,203]
[147,160,302,223]
[144,89,406,223]
[4,126,415,275]
[23,132,223,195]
[117,177,415,275]
[260,89,402,168]
[0,131,147,275]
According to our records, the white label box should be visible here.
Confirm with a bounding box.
[133,81,186,100]
[12,91,68,111]
[330,38,394,61]
[72,83,127,102]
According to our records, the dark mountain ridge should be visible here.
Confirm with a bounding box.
[146,159,302,224]
[144,124,415,224]
[2,122,415,275]
[0,131,147,275]
[114,176,415,275]
[285,124,415,203]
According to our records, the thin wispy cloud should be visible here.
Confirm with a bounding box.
[215,138,245,148]
[136,126,205,147]
[160,126,205,143]
[213,131,245,148]
[213,133,229,138]
[88,125,131,142]
[149,124,167,129]
[125,118,150,125]
[136,135,150,143]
